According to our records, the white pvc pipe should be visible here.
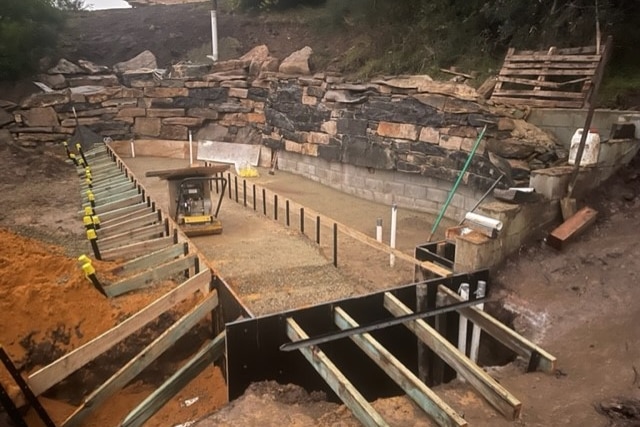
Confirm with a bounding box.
[389,204,397,267]
[469,280,486,363]
[464,212,503,232]
[210,10,219,62]
[457,283,469,380]
[376,218,383,243]
[130,138,135,158]
[189,131,194,166]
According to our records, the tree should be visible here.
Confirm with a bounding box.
[0,0,84,81]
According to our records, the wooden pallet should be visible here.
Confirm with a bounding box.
[491,44,607,108]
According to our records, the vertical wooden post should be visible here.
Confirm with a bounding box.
[416,284,430,385]
[433,291,448,385]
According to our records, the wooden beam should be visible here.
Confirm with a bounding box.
[96,202,149,223]
[334,307,467,427]
[507,53,601,62]
[61,290,219,427]
[100,206,154,228]
[105,254,197,297]
[90,194,144,215]
[489,96,583,108]
[98,223,165,251]
[110,243,187,277]
[285,318,389,427]
[98,212,160,239]
[437,285,556,373]
[120,332,225,427]
[546,206,597,250]
[91,182,135,198]
[87,188,141,206]
[383,293,521,420]
[27,269,211,396]
[101,236,175,261]
[493,89,585,99]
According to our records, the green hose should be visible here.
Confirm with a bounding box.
[428,124,488,241]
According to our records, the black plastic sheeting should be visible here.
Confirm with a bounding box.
[226,269,489,401]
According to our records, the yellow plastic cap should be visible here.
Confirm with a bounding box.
[78,254,91,264]
[87,229,97,240]
[82,262,95,276]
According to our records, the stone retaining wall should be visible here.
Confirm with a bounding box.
[1,47,563,204]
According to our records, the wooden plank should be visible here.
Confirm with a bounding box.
[499,68,596,76]
[120,332,225,427]
[100,205,154,227]
[437,285,556,373]
[334,307,467,427]
[97,203,149,223]
[383,293,522,420]
[98,223,165,251]
[98,212,160,239]
[507,54,601,62]
[105,254,197,297]
[27,269,211,396]
[91,183,137,200]
[337,225,452,277]
[496,76,590,89]
[489,96,583,108]
[515,45,597,55]
[88,179,133,195]
[91,194,144,215]
[286,318,389,427]
[502,61,599,70]
[492,89,584,99]
[547,206,597,250]
[101,236,175,261]
[110,243,187,276]
[61,290,219,427]
[87,188,141,206]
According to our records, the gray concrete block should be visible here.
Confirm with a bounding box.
[404,183,428,199]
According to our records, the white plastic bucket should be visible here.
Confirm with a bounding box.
[568,128,600,166]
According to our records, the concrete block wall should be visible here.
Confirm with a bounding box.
[279,151,484,219]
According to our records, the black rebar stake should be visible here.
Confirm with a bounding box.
[253,185,256,211]
[262,188,267,215]
[0,347,56,427]
[300,208,305,234]
[227,173,232,199]
[316,216,321,244]
[286,200,290,226]
[234,176,238,203]
[333,223,338,267]
[274,195,278,220]
[215,172,220,193]
[243,180,247,207]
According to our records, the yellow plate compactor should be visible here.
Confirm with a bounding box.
[146,165,229,237]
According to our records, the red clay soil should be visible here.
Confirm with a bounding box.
[0,228,227,426]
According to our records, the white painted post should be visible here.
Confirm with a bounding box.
[130,138,135,158]
[376,218,383,243]
[389,204,397,267]
[457,282,469,380]
[470,280,486,363]
[210,9,219,62]
[188,130,194,166]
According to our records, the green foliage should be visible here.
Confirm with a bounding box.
[0,0,69,80]
[238,0,325,11]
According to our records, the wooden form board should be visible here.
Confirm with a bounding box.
[383,293,522,420]
[491,44,605,108]
[438,285,556,373]
[110,243,187,276]
[98,222,166,251]
[62,290,219,427]
[547,206,597,250]
[334,307,467,427]
[121,332,225,427]
[105,254,197,297]
[286,318,390,427]
[28,269,212,396]
[101,235,175,261]
[98,211,160,239]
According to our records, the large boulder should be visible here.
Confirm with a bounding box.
[279,46,313,75]
[114,50,158,74]
[37,73,67,90]
[21,107,60,127]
